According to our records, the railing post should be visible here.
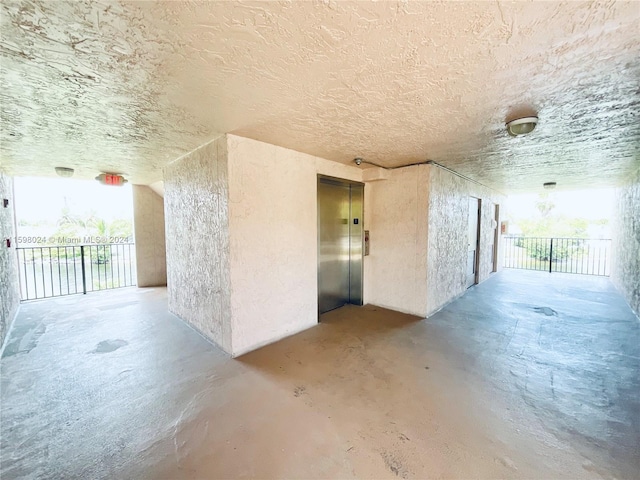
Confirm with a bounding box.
[549,238,553,273]
[80,245,87,294]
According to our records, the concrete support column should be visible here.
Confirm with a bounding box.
[611,167,640,316]
[425,165,506,315]
[163,136,233,353]
[163,134,363,357]
[162,134,511,356]
[132,185,167,287]
[0,172,20,351]
[364,165,429,317]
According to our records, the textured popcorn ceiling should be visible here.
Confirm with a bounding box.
[1,1,638,191]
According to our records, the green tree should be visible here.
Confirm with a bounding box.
[54,207,98,241]
[513,194,607,262]
[517,194,592,238]
[53,208,132,242]
[535,193,555,218]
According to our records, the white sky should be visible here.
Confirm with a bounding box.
[507,188,616,220]
[13,177,614,226]
[14,177,133,223]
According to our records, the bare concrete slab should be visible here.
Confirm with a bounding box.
[1,270,638,479]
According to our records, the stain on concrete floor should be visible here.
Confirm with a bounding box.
[1,271,638,479]
[532,306,558,316]
[89,339,128,354]
[381,450,410,478]
[1,321,46,358]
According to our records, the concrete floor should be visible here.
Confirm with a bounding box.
[1,270,638,479]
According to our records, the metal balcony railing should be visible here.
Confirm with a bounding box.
[16,243,136,301]
[503,236,612,276]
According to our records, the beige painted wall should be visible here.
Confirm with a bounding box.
[162,134,505,356]
[364,163,504,317]
[163,137,232,352]
[133,185,167,287]
[226,134,362,356]
[0,172,20,350]
[611,167,640,316]
[426,166,505,315]
[364,165,429,316]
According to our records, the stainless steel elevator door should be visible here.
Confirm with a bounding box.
[318,178,364,314]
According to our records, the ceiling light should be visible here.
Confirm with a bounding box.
[543,182,557,190]
[55,167,74,178]
[506,116,538,136]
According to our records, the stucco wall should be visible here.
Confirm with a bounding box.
[163,137,232,352]
[226,134,362,356]
[0,172,20,350]
[133,185,167,287]
[426,165,505,315]
[162,134,505,355]
[611,167,640,316]
[364,165,429,316]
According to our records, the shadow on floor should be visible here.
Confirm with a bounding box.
[239,304,421,367]
[238,304,424,405]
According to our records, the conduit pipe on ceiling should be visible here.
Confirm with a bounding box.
[354,157,495,191]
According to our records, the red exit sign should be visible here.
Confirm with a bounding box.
[96,173,127,186]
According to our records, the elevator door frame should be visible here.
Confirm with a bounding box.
[317,175,364,316]
[492,203,500,273]
[466,197,481,289]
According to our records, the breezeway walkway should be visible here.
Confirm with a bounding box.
[1,270,638,479]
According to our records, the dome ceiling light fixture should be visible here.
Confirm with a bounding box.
[506,116,538,136]
[543,182,557,190]
[54,167,75,178]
